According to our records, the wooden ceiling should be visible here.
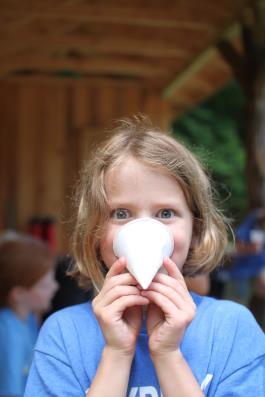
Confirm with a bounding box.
[0,0,246,114]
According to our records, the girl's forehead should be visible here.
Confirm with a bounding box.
[104,157,186,199]
[105,157,163,187]
[105,157,142,190]
[106,156,170,179]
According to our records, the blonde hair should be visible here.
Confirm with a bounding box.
[71,117,228,292]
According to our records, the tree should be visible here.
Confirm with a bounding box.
[172,81,246,221]
[217,0,265,209]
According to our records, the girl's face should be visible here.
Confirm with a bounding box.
[99,157,195,272]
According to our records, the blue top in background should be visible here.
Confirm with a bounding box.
[0,308,39,396]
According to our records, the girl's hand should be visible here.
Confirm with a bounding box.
[141,257,196,357]
[92,257,149,356]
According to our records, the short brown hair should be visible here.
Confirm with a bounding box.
[71,117,228,292]
[0,231,55,306]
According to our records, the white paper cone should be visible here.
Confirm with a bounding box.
[113,218,174,289]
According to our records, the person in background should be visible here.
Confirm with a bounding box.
[227,208,265,306]
[0,231,58,397]
[230,208,265,328]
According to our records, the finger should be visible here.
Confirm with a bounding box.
[142,290,195,329]
[141,289,178,318]
[102,272,138,296]
[96,272,139,305]
[142,287,195,322]
[105,257,127,280]
[153,269,188,294]
[152,273,195,306]
[153,268,195,305]
[146,281,194,312]
[98,285,142,308]
[156,258,188,291]
[163,257,187,285]
[109,295,150,316]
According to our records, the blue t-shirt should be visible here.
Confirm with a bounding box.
[0,308,39,396]
[24,294,265,397]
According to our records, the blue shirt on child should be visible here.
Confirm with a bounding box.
[0,308,39,396]
[24,293,265,397]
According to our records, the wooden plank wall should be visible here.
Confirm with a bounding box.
[0,78,173,253]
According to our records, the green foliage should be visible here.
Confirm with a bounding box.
[172,81,246,221]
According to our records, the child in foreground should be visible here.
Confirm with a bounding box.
[0,231,58,396]
[25,119,265,397]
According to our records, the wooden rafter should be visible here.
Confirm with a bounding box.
[0,2,239,28]
[0,33,192,58]
[0,56,173,78]
[162,23,240,99]
[0,0,247,112]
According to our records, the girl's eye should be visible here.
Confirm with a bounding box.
[111,209,130,220]
[156,209,176,219]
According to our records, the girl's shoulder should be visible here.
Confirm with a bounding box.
[37,301,100,347]
[190,293,265,352]
[187,293,265,394]
[35,301,104,365]
[191,292,261,326]
[45,301,94,321]
[41,301,96,331]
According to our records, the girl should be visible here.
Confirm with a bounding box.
[25,118,265,397]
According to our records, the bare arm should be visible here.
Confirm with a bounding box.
[142,258,203,397]
[87,258,149,397]
[86,347,134,397]
[152,350,204,397]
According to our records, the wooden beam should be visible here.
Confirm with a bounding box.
[0,55,171,78]
[0,10,215,30]
[0,50,186,69]
[0,2,241,28]
[0,75,146,87]
[162,23,240,99]
[0,33,191,59]
[217,39,247,91]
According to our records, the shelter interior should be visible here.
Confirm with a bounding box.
[0,0,246,252]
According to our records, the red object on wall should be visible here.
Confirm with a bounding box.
[42,218,56,252]
[29,218,43,239]
[29,217,56,252]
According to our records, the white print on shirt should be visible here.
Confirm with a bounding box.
[85,374,213,396]
[85,387,163,397]
[128,387,162,397]
[200,374,213,391]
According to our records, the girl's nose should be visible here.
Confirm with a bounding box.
[135,211,151,219]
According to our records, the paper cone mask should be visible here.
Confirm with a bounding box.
[113,218,174,289]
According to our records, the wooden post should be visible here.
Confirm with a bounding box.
[217,0,265,209]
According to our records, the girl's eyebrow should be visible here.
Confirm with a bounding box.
[108,201,134,208]
[108,200,183,209]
